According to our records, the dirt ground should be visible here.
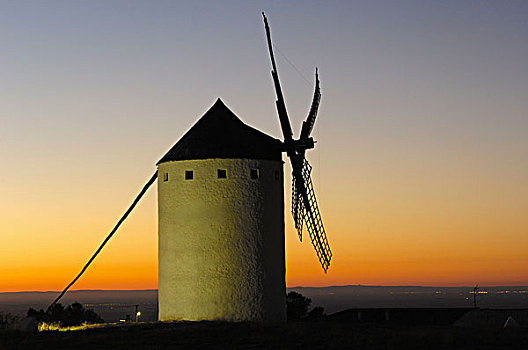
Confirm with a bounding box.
[1,320,528,350]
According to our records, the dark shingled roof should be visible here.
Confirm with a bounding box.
[157,98,283,164]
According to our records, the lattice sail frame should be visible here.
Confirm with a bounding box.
[263,13,332,272]
[291,159,332,272]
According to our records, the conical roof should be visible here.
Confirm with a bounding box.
[157,99,283,164]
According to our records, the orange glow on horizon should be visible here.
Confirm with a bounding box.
[1,173,527,293]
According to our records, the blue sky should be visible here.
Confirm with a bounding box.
[1,1,528,290]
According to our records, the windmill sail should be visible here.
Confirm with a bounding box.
[262,13,293,144]
[262,13,332,272]
[300,68,321,141]
[298,159,332,271]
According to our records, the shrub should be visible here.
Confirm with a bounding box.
[27,302,103,327]
[307,306,326,319]
[286,291,312,321]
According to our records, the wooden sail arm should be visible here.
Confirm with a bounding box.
[263,12,294,143]
[300,68,321,141]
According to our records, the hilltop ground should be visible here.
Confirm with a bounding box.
[2,318,528,350]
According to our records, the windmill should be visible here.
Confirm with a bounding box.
[47,14,332,322]
[262,13,332,272]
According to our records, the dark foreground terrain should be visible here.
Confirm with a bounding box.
[2,319,528,350]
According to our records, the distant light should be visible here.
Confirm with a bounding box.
[136,311,141,316]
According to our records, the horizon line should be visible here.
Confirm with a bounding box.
[3,284,528,294]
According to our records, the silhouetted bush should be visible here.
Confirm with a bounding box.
[306,306,326,319]
[27,302,103,326]
[286,291,312,320]
[286,292,326,321]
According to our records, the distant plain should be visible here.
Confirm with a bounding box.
[2,285,527,322]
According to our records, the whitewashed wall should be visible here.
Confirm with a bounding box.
[158,158,285,321]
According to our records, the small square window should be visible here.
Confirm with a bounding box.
[217,169,227,179]
[185,170,193,180]
[274,170,280,180]
[163,173,169,182]
[250,169,259,179]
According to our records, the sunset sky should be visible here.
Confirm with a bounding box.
[1,1,527,292]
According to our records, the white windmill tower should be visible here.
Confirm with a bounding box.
[157,98,287,321]
[47,14,332,323]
